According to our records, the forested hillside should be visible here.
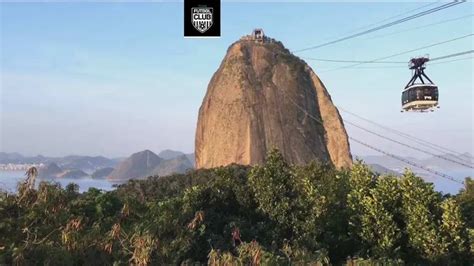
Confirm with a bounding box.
[1,150,473,265]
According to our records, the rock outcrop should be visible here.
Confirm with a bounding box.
[195,32,352,169]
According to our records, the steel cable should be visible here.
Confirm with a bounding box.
[293,1,465,53]
[279,89,465,184]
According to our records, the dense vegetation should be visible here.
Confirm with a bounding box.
[1,150,473,265]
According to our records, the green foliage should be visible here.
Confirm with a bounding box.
[439,198,467,263]
[0,151,473,265]
[457,177,474,227]
[348,165,402,259]
[398,170,445,262]
[248,149,295,234]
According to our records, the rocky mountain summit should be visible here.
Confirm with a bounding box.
[195,30,352,169]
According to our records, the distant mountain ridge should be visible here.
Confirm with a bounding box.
[109,150,194,180]
[1,150,195,180]
[38,163,63,178]
[38,163,88,179]
[153,155,193,176]
[4,151,470,183]
[91,167,114,179]
[109,150,163,180]
[367,164,400,176]
[158,150,185,160]
[158,150,195,166]
[0,152,117,172]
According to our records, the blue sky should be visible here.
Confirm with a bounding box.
[1,2,472,158]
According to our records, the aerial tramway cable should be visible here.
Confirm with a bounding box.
[348,138,464,185]
[312,57,473,69]
[430,50,474,61]
[338,107,474,164]
[293,1,465,53]
[365,14,474,40]
[302,50,474,66]
[321,34,474,72]
[429,56,473,65]
[279,89,465,185]
[301,58,405,64]
[334,1,441,36]
[343,119,474,169]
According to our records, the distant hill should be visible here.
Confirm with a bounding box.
[91,167,114,179]
[0,152,118,171]
[0,152,24,163]
[185,153,195,166]
[153,155,193,176]
[109,150,195,180]
[367,164,400,176]
[0,152,49,164]
[158,150,195,167]
[109,150,163,180]
[38,163,63,178]
[57,156,116,172]
[0,151,195,177]
[158,150,185,160]
[419,153,473,170]
[57,169,88,179]
[37,163,88,179]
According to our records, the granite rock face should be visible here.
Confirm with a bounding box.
[195,36,352,169]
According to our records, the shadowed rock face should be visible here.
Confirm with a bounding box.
[195,36,352,169]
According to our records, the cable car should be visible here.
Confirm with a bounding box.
[401,57,439,112]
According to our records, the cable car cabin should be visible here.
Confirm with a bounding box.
[401,57,439,112]
[402,84,438,112]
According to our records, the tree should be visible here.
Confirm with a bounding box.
[348,163,402,258]
[248,149,296,234]
[457,177,474,227]
[439,198,468,263]
[399,170,444,263]
[1,151,473,264]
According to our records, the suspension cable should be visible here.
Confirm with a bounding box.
[365,14,474,40]
[302,57,405,64]
[293,1,465,53]
[321,34,474,72]
[429,56,473,65]
[314,56,472,69]
[302,50,474,65]
[430,50,474,61]
[338,107,473,163]
[280,89,465,184]
[334,1,441,37]
[349,137,464,184]
[344,119,474,169]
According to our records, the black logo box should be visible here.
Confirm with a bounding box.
[184,0,221,37]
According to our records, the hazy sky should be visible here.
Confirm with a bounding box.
[1,2,473,158]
